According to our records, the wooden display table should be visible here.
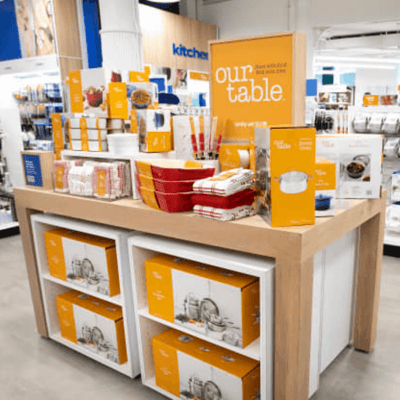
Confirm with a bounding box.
[15,187,386,400]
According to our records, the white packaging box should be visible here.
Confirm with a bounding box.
[69,117,108,130]
[317,134,383,199]
[71,140,108,152]
[172,116,211,160]
[69,129,108,141]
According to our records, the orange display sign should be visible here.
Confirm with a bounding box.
[210,33,306,140]
[51,113,63,150]
[363,95,379,106]
[189,71,210,81]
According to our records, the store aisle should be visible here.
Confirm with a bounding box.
[1,234,400,400]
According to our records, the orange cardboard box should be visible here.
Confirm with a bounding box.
[315,157,336,217]
[254,126,316,227]
[153,329,260,400]
[56,290,127,364]
[44,228,120,297]
[145,254,259,349]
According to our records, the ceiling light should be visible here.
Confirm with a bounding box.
[314,62,396,70]
[315,56,400,64]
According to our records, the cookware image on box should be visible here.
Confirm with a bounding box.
[273,170,313,194]
[315,191,334,211]
[341,154,371,182]
[74,302,120,363]
[63,240,113,296]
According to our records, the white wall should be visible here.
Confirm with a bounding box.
[308,0,400,28]
[197,0,288,39]
[355,67,399,106]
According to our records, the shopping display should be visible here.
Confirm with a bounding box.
[146,254,260,348]
[315,157,337,217]
[254,126,316,227]
[56,290,127,364]
[153,329,260,400]
[44,228,120,297]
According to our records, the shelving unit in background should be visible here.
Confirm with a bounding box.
[128,233,274,400]
[31,213,140,378]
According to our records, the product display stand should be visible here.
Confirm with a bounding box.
[15,188,386,400]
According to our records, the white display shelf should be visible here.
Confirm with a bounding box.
[138,307,260,361]
[144,377,181,400]
[129,233,274,400]
[50,332,131,375]
[384,229,400,247]
[31,213,140,378]
[0,221,19,231]
[42,273,123,306]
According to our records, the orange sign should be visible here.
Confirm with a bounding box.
[363,95,379,106]
[210,33,306,140]
[52,113,63,150]
[189,71,210,81]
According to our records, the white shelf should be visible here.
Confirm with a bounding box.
[50,332,131,376]
[62,150,176,160]
[138,307,260,361]
[0,221,19,231]
[31,213,141,378]
[143,377,181,400]
[42,273,123,306]
[129,233,274,400]
[384,229,400,247]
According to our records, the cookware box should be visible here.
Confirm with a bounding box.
[145,254,259,349]
[253,126,316,227]
[153,329,260,400]
[317,134,383,199]
[57,290,127,365]
[315,157,336,217]
[44,228,120,297]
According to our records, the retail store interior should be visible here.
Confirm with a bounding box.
[1,1,400,400]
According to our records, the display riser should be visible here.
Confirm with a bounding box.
[31,213,140,378]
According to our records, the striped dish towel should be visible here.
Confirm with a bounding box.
[193,168,254,196]
[194,205,255,221]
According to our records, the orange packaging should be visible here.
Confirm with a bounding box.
[145,254,259,349]
[153,329,260,400]
[315,157,336,217]
[56,290,127,364]
[254,126,316,227]
[44,228,120,296]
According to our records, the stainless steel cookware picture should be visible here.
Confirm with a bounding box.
[273,170,313,194]
[204,381,222,400]
[184,293,201,320]
[200,298,219,322]
[344,155,370,180]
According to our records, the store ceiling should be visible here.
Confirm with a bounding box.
[315,20,400,64]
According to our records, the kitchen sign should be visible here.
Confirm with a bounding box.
[210,32,306,139]
[173,44,208,60]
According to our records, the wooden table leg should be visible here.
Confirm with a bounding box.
[275,256,314,400]
[16,205,48,338]
[353,198,386,352]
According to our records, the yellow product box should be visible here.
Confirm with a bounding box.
[315,157,336,217]
[219,143,250,171]
[145,254,259,349]
[44,228,120,297]
[153,329,260,400]
[56,290,127,364]
[68,68,129,117]
[137,110,173,152]
[254,126,316,227]
[51,113,64,150]
[109,82,159,121]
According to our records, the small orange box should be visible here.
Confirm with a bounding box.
[153,329,260,400]
[44,228,120,297]
[56,290,127,364]
[145,254,259,349]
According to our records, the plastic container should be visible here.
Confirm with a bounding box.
[107,133,139,155]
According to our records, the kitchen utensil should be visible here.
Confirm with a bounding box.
[189,116,199,160]
[92,326,104,346]
[209,116,218,159]
[184,293,201,320]
[345,155,370,179]
[315,194,333,211]
[189,376,204,398]
[81,258,95,279]
[206,314,227,332]
[214,134,222,160]
[199,115,205,159]
[204,381,222,400]
[200,298,219,321]
[273,170,313,194]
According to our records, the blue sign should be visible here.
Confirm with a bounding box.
[23,154,43,187]
[172,44,208,60]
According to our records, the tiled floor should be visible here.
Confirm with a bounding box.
[1,234,399,400]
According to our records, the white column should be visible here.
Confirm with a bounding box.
[98,0,144,71]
